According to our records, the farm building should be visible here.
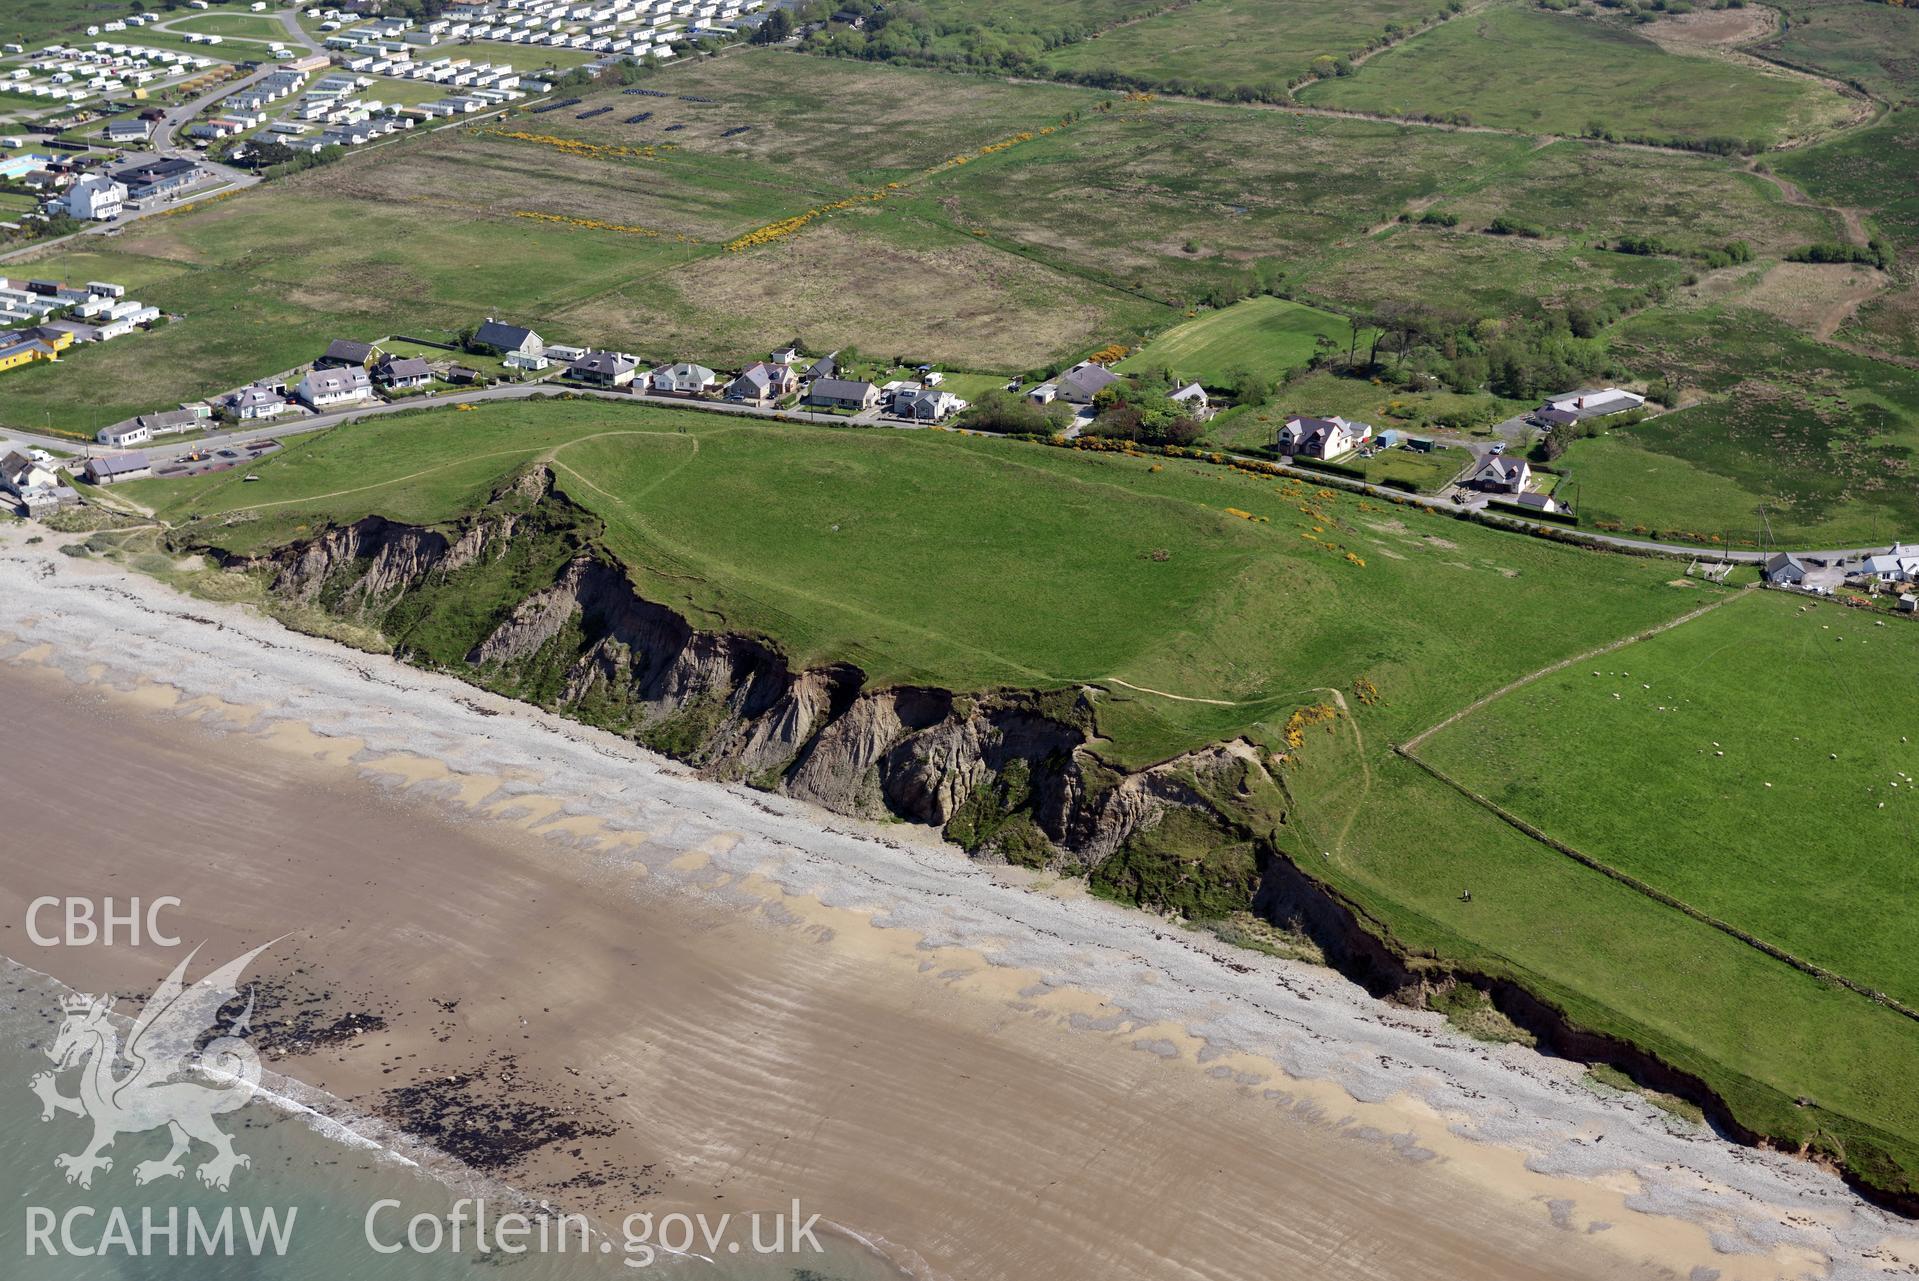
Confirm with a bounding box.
[84,451,152,484]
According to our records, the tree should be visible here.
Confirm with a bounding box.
[751,9,792,42]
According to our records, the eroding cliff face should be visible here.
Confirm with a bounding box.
[243,469,1281,890]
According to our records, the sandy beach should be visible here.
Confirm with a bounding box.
[1,524,1914,1281]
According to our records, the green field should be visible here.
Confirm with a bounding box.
[122,394,1919,1199]
[1299,5,1855,148]
[1116,297,1365,384]
[1040,0,1445,97]
[169,12,290,40]
[1351,444,1465,492]
[1559,305,1919,547]
[1418,589,1919,1007]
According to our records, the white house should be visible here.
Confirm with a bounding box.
[1860,545,1919,584]
[59,175,126,221]
[96,420,151,447]
[1469,453,1532,494]
[1278,414,1367,460]
[296,364,374,408]
[225,383,288,420]
[647,362,716,395]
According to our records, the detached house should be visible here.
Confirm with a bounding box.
[1469,452,1531,494]
[297,364,373,408]
[1278,414,1367,461]
[1168,382,1210,419]
[319,337,378,367]
[884,382,966,422]
[373,353,433,388]
[805,377,879,412]
[1056,360,1119,405]
[724,360,797,405]
[470,317,543,357]
[647,362,717,396]
[566,350,636,388]
[1762,552,1808,587]
[224,383,288,420]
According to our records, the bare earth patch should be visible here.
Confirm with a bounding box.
[1735,261,1888,341]
[1640,5,1778,50]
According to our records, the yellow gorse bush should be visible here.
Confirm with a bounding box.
[723,121,1070,252]
[511,210,698,242]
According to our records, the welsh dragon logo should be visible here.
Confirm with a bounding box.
[31,941,278,1191]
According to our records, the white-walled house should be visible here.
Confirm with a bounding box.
[296,364,373,408]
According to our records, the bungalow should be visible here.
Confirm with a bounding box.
[805,377,879,412]
[566,350,636,388]
[647,362,717,396]
[0,337,60,373]
[84,451,151,484]
[1168,381,1209,419]
[1278,414,1367,461]
[1469,452,1531,494]
[224,383,288,419]
[724,360,796,404]
[103,118,152,145]
[804,351,837,383]
[319,337,378,367]
[1056,360,1119,405]
[1860,545,1919,585]
[97,408,198,443]
[96,419,151,448]
[296,364,374,408]
[470,317,542,357]
[373,353,433,388]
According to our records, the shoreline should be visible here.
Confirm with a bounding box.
[3,524,1916,1279]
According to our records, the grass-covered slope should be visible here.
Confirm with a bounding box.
[130,396,1919,1201]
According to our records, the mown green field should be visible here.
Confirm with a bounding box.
[1040,0,1444,96]
[1299,5,1855,148]
[1417,588,1919,1007]
[125,394,1919,1199]
[1116,296,1365,384]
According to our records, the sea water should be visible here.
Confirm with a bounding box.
[0,963,902,1281]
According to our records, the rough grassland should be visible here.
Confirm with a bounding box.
[1757,0,1919,104]
[1040,0,1444,95]
[125,395,1919,1198]
[1559,305,1919,546]
[1418,589,1919,1008]
[1299,5,1854,148]
[1115,297,1365,384]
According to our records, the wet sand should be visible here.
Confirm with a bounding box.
[2,528,1914,1280]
